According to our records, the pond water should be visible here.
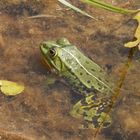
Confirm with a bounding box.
[0,0,140,140]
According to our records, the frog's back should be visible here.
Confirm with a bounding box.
[59,44,113,96]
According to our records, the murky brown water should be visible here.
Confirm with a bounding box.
[0,0,140,140]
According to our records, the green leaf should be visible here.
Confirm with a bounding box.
[58,0,96,19]
[0,80,24,96]
[81,0,140,14]
[124,12,140,50]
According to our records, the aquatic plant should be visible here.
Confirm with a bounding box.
[58,0,140,50]
[125,12,140,50]
[58,0,95,19]
[58,0,139,17]
[81,0,139,14]
[0,80,24,96]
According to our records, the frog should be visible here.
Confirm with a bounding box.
[40,38,114,129]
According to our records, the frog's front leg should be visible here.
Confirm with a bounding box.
[70,95,113,129]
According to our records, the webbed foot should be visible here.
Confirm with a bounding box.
[70,95,113,129]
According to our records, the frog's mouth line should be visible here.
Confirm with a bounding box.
[40,45,54,72]
[40,55,53,72]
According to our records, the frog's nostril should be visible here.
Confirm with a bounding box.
[40,44,46,53]
[40,43,45,48]
[40,43,43,48]
[40,42,46,48]
[43,43,47,48]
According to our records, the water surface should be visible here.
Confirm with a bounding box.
[0,0,140,140]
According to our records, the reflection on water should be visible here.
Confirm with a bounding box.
[0,0,140,140]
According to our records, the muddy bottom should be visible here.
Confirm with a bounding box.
[0,0,140,140]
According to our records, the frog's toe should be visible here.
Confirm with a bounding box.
[81,112,112,129]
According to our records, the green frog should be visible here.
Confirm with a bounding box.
[40,38,114,129]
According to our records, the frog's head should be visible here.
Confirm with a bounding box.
[40,38,70,72]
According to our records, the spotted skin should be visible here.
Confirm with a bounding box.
[70,94,113,129]
[40,38,114,129]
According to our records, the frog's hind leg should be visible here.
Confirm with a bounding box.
[70,95,113,129]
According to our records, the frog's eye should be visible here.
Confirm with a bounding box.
[49,48,56,58]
